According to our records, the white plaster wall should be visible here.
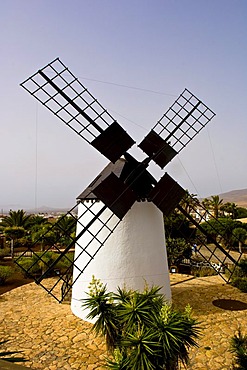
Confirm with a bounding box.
[71,201,171,321]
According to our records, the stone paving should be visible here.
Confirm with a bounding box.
[170,274,247,369]
[0,274,247,369]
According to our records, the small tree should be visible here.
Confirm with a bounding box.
[4,226,26,257]
[31,224,57,251]
[233,228,247,253]
[166,238,192,267]
[83,277,201,370]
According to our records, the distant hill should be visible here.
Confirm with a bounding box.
[1,205,77,215]
[2,189,247,215]
[216,189,247,207]
[23,190,247,212]
[26,205,74,214]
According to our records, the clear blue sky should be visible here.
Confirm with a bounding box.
[1,0,246,211]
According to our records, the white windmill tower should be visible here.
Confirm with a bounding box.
[17,58,243,320]
[71,157,176,320]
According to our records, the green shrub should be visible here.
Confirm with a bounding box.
[15,257,40,277]
[0,266,14,285]
[16,252,57,278]
[0,247,10,260]
[16,251,74,278]
[225,258,247,280]
[56,252,74,273]
[232,267,246,279]
[238,258,247,275]
[231,277,247,293]
[227,258,247,293]
[14,237,32,248]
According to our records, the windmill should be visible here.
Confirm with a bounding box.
[16,58,242,320]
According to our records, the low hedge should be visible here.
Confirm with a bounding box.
[231,277,247,293]
[0,248,10,260]
[230,258,247,293]
[16,251,74,278]
[0,266,14,285]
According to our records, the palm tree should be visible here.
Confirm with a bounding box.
[28,215,48,231]
[201,197,210,212]
[1,210,32,256]
[221,202,238,219]
[1,210,32,228]
[83,278,201,370]
[207,195,223,219]
[54,215,77,247]
[30,215,76,251]
[31,224,57,251]
[180,191,198,214]
[55,215,76,234]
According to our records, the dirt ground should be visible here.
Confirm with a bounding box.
[0,275,32,295]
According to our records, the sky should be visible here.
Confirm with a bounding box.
[0,0,246,212]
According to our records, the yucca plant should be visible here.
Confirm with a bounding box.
[83,277,201,370]
[83,276,119,350]
[0,340,26,363]
[230,329,247,369]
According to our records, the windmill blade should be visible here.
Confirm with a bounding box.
[148,173,186,216]
[20,58,135,163]
[14,202,121,302]
[139,89,216,168]
[174,196,243,282]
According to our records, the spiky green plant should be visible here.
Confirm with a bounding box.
[230,329,247,369]
[83,278,201,370]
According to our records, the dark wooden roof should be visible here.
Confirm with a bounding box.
[77,156,185,218]
[77,158,126,200]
